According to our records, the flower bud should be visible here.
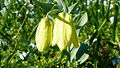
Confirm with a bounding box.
[52,12,79,51]
[36,16,53,52]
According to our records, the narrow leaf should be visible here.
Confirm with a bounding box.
[70,46,79,61]
[90,19,106,44]
[78,12,88,26]
[68,2,78,13]
[77,53,89,64]
[35,1,54,13]
[59,0,68,12]
[55,0,62,8]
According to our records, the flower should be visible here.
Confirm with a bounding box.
[35,16,53,52]
[52,12,79,51]
[19,51,28,60]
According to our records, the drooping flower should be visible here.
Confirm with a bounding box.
[52,12,79,51]
[35,16,53,52]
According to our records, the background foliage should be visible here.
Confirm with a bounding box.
[0,0,120,68]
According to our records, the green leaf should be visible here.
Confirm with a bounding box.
[35,1,54,13]
[68,2,78,13]
[55,0,62,8]
[76,43,89,59]
[61,50,70,60]
[90,19,106,44]
[70,45,79,61]
[59,0,68,12]
[77,53,89,64]
[78,12,88,26]
[70,43,89,62]
[27,66,36,68]
[28,25,38,41]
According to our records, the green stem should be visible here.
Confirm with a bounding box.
[112,5,119,42]
[67,47,70,66]
[15,14,28,38]
[94,59,98,68]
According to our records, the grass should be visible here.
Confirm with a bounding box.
[0,0,120,68]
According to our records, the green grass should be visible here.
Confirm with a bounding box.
[0,0,120,68]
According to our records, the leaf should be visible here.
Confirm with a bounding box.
[55,0,67,12]
[73,12,81,21]
[89,30,98,44]
[55,0,62,8]
[61,50,70,60]
[28,25,38,41]
[21,39,29,44]
[70,45,79,61]
[76,43,89,60]
[35,1,54,13]
[7,50,20,63]
[59,0,68,12]
[78,12,88,26]
[70,43,89,62]
[77,53,89,64]
[90,19,106,44]
[27,66,36,68]
[68,2,78,13]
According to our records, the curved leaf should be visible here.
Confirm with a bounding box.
[78,12,88,26]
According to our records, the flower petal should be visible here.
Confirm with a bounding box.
[36,16,53,52]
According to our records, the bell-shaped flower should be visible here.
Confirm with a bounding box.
[52,12,79,51]
[35,16,53,52]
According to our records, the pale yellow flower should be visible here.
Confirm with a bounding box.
[36,16,53,52]
[52,12,79,51]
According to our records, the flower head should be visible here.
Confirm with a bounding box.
[36,16,53,52]
[52,12,79,51]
